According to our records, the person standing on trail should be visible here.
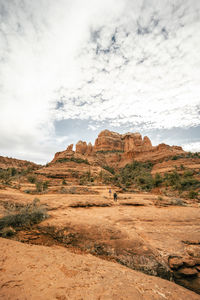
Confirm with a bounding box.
[109,188,112,197]
[113,192,117,202]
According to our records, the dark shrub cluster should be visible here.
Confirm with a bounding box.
[0,198,48,234]
[56,157,89,164]
[102,165,115,175]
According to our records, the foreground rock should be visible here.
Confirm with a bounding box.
[0,187,200,294]
[0,238,200,300]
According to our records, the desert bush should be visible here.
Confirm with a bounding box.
[56,157,89,164]
[186,152,200,158]
[0,226,16,237]
[183,170,194,177]
[0,198,48,233]
[62,179,67,185]
[71,170,79,178]
[188,190,198,199]
[24,189,31,194]
[79,171,94,185]
[35,180,49,192]
[27,174,37,183]
[102,165,115,175]
[169,198,186,206]
[96,150,123,154]
[118,161,153,190]
[153,173,163,187]
[0,168,17,185]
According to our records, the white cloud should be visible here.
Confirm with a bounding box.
[0,0,200,162]
[183,142,200,153]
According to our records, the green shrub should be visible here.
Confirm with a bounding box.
[79,171,95,185]
[35,181,49,192]
[153,173,163,187]
[96,150,123,154]
[188,190,198,199]
[102,165,115,174]
[118,161,153,190]
[183,170,194,177]
[172,156,178,160]
[170,198,186,206]
[27,175,36,183]
[0,226,16,237]
[62,179,67,185]
[56,157,89,164]
[0,199,48,233]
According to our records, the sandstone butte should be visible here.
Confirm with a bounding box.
[51,129,185,167]
[37,129,192,181]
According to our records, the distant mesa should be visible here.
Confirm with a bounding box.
[51,129,184,166]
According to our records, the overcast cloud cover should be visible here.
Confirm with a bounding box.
[0,0,200,163]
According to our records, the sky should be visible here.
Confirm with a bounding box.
[0,0,200,164]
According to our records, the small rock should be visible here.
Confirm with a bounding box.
[168,257,183,270]
[177,268,198,277]
[183,258,196,267]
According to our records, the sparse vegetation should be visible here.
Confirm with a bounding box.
[102,165,115,175]
[79,171,94,185]
[27,174,37,183]
[0,168,18,185]
[97,160,200,195]
[188,190,198,199]
[0,198,48,235]
[56,157,89,164]
[96,150,124,154]
[35,180,49,192]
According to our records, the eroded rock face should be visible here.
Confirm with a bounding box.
[168,250,200,294]
[50,129,186,168]
[66,144,73,152]
[94,130,123,152]
[76,141,88,155]
[94,130,153,153]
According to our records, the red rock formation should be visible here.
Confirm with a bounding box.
[66,144,73,152]
[0,156,39,170]
[86,142,93,155]
[50,129,186,169]
[94,130,123,152]
[76,141,88,155]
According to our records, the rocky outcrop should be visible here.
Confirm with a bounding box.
[66,144,73,152]
[168,244,200,295]
[94,130,123,152]
[76,141,88,155]
[50,129,186,169]
[94,130,153,153]
[0,156,39,170]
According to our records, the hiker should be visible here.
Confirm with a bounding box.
[109,188,112,197]
[113,192,117,202]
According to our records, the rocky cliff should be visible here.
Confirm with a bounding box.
[51,129,185,167]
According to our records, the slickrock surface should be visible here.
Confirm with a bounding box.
[0,187,200,294]
[0,237,200,300]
